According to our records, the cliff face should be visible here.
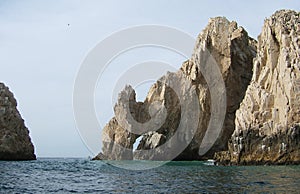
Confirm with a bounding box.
[95,17,256,160]
[215,10,300,165]
[0,83,36,160]
[96,10,300,164]
[136,17,256,160]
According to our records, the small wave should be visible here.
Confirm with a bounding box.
[203,159,215,166]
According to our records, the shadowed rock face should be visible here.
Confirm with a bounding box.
[95,16,256,161]
[0,83,36,160]
[215,10,300,165]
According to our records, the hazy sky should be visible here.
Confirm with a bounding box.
[0,1,299,157]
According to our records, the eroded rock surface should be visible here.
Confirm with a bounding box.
[0,83,36,160]
[135,17,256,160]
[96,16,256,160]
[215,10,300,165]
[97,86,144,160]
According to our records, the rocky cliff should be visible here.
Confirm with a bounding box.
[95,16,257,160]
[135,17,257,160]
[95,10,300,164]
[215,10,300,165]
[0,83,36,160]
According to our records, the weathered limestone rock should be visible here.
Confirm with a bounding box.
[133,70,200,160]
[96,16,256,160]
[0,83,36,160]
[215,10,300,165]
[134,17,256,160]
[177,17,256,159]
[98,86,144,160]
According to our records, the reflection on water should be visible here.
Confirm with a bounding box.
[0,158,299,193]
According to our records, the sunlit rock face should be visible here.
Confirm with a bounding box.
[135,17,256,160]
[215,10,300,165]
[0,83,36,160]
[95,16,256,161]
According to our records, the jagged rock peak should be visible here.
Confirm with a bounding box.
[215,9,300,165]
[265,9,299,35]
[178,15,257,159]
[0,82,36,160]
[192,16,255,58]
[183,16,256,84]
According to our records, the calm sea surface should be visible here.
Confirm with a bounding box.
[0,158,299,193]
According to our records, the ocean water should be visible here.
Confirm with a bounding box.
[0,158,299,193]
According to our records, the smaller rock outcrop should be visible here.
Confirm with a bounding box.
[215,10,300,165]
[99,86,144,160]
[0,83,36,160]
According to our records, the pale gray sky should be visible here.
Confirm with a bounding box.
[0,1,299,157]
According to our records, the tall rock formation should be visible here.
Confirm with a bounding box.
[136,17,256,160]
[0,83,36,160]
[95,17,257,160]
[215,10,300,165]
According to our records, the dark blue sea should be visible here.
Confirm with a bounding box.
[0,158,299,193]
